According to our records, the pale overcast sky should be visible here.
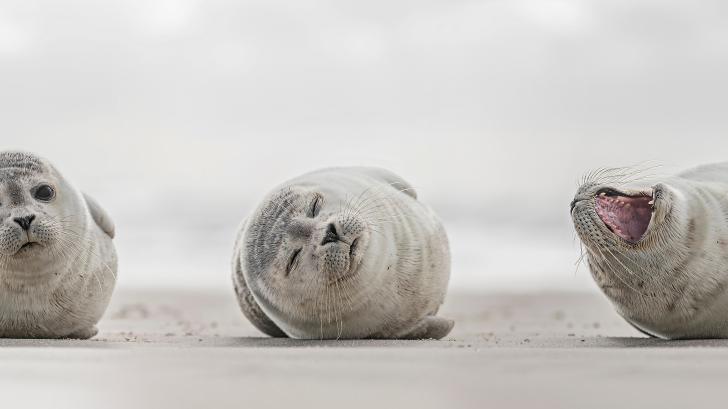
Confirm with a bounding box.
[1,0,726,290]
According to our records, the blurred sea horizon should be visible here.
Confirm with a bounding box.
[100,183,595,293]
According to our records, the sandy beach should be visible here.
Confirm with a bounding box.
[2,289,726,409]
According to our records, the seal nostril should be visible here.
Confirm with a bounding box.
[13,215,35,231]
[322,223,340,245]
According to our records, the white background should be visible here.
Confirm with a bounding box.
[2,0,727,292]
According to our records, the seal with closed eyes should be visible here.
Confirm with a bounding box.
[232,167,453,339]
[571,163,728,339]
[0,151,117,339]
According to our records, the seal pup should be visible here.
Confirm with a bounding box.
[0,151,117,339]
[571,163,728,339]
[232,167,453,340]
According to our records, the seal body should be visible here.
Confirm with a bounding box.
[232,167,453,339]
[0,152,117,339]
[571,163,728,339]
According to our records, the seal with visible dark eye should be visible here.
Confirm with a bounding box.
[0,151,117,339]
[232,167,453,340]
[571,163,728,339]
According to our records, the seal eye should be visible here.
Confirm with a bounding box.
[34,185,55,202]
[309,194,323,218]
[286,248,303,277]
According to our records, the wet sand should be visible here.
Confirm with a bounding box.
[1,289,726,409]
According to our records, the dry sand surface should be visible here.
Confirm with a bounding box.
[1,289,727,409]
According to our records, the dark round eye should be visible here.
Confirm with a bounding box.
[309,194,323,217]
[34,185,55,202]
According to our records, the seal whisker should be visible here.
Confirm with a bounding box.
[608,245,676,295]
[588,163,666,188]
[346,182,411,222]
[350,183,415,218]
[55,238,104,295]
[58,226,117,282]
[592,246,645,295]
[334,278,344,340]
[573,242,587,276]
[343,183,379,221]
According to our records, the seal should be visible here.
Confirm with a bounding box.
[232,167,453,340]
[0,151,117,339]
[571,163,728,339]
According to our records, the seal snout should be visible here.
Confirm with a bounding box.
[595,188,654,244]
[320,223,360,257]
[318,218,365,280]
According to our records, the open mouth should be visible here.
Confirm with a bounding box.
[595,188,654,244]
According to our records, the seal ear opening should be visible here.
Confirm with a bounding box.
[595,189,653,244]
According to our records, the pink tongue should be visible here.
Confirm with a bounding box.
[595,194,653,243]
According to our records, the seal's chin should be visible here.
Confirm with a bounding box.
[595,189,654,244]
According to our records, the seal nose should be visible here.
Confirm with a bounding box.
[13,215,35,231]
[321,223,341,245]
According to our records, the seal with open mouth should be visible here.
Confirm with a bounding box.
[571,163,728,339]
[0,151,117,339]
[232,167,453,339]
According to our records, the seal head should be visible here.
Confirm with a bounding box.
[0,152,74,259]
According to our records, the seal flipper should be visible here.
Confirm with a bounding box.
[83,193,116,239]
[353,167,418,200]
[65,326,98,340]
[399,316,454,340]
[232,252,288,338]
[625,318,659,338]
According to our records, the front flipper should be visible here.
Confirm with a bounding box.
[65,326,98,340]
[83,193,116,239]
[399,316,454,340]
[625,318,659,338]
